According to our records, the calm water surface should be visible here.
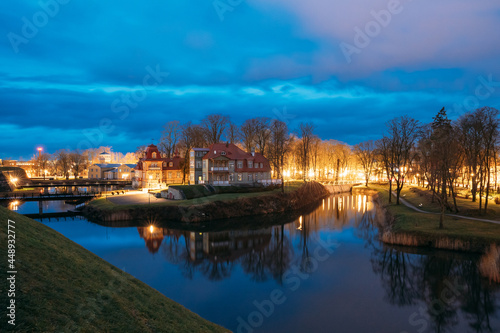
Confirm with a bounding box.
[10,195,500,333]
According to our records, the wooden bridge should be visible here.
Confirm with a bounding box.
[18,179,131,188]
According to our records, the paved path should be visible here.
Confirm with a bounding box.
[106,191,167,205]
[390,191,500,225]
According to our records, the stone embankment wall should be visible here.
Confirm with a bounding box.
[84,181,330,224]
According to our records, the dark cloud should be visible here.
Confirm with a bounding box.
[1,0,500,159]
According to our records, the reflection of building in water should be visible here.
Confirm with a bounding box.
[189,229,272,263]
[139,226,273,261]
[137,226,165,254]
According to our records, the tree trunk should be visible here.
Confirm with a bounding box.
[388,179,392,203]
[485,164,491,213]
[449,182,459,213]
[396,181,401,205]
[439,205,444,229]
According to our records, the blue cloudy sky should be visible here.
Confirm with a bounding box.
[1,0,500,159]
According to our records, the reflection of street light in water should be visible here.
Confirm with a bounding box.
[149,225,154,233]
[297,215,303,230]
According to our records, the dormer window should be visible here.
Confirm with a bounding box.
[221,151,226,155]
[169,162,173,167]
[152,152,157,158]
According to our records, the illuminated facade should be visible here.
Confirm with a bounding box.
[191,143,272,186]
[133,144,184,188]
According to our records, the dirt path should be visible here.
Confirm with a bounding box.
[390,191,500,225]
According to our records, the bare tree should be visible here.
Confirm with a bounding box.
[376,137,393,203]
[457,107,499,214]
[69,150,89,179]
[202,114,229,145]
[179,122,206,183]
[354,140,377,186]
[386,116,420,205]
[310,136,321,180]
[240,118,259,152]
[226,120,240,145]
[135,145,147,160]
[159,120,180,158]
[269,120,293,193]
[297,122,315,182]
[54,150,71,180]
[254,117,271,155]
[37,153,51,179]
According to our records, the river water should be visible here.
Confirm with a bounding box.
[9,195,500,333]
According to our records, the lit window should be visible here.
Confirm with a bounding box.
[169,162,173,167]
[238,173,242,181]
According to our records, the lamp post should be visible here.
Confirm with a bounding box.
[149,175,153,205]
[37,147,43,178]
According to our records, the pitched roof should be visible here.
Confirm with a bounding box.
[92,163,121,168]
[203,143,251,160]
[202,143,271,172]
[163,156,184,170]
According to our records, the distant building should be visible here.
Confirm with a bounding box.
[15,161,36,178]
[1,160,17,167]
[98,151,111,164]
[133,144,184,188]
[88,164,121,179]
[88,163,135,180]
[194,143,272,186]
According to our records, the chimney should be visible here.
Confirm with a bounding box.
[251,147,255,157]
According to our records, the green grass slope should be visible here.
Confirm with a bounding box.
[0,207,229,333]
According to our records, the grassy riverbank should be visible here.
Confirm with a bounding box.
[88,182,304,212]
[84,181,327,223]
[0,207,228,332]
[365,184,500,250]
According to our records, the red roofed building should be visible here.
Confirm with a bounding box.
[193,143,271,185]
[133,144,184,188]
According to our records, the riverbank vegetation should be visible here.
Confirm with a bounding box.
[0,207,228,332]
[367,184,500,251]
